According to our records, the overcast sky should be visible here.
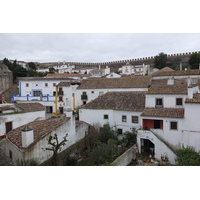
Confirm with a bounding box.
[0,33,200,63]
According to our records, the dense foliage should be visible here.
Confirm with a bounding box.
[90,139,119,165]
[154,52,168,69]
[188,52,200,69]
[175,146,200,166]
[99,124,118,143]
[3,58,46,82]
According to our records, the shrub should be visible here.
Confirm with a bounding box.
[175,146,200,166]
[99,124,117,143]
[90,139,119,165]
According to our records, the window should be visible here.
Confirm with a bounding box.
[45,83,48,87]
[59,96,63,101]
[33,90,41,96]
[191,79,197,84]
[5,122,12,134]
[83,101,87,105]
[118,129,123,135]
[170,121,178,130]
[26,83,29,87]
[53,83,56,86]
[104,114,109,120]
[132,116,139,123]
[156,98,163,107]
[82,91,87,95]
[91,91,94,94]
[122,115,127,122]
[53,91,56,96]
[9,150,12,160]
[176,98,183,106]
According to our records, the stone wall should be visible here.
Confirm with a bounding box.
[0,63,13,94]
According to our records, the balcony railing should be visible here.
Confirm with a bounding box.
[81,95,88,100]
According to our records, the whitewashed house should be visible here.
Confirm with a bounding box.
[0,103,45,137]
[137,78,200,164]
[121,62,149,76]
[76,76,151,106]
[5,112,90,165]
[12,77,79,113]
[90,66,110,78]
[79,91,146,139]
[37,64,75,74]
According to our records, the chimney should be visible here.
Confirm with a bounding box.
[21,125,34,148]
[167,77,174,85]
[66,110,75,136]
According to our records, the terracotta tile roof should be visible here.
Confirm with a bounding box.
[141,108,184,118]
[46,73,92,78]
[77,76,151,89]
[57,81,80,87]
[80,91,146,111]
[18,77,73,81]
[152,69,200,77]
[185,93,200,103]
[15,103,45,112]
[151,67,174,76]
[147,79,188,94]
[6,117,70,151]
[0,106,15,111]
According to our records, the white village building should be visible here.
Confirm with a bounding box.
[79,91,146,140]
[76,76,151,107]
[4,111,90,165]
[0,103,45,137]
[78,73,200,165]
[120,62,149,76]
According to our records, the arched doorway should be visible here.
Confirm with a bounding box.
[140,138,155,157]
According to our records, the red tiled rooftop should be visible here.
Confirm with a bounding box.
[77,76,151,89]
[46,73,92,78]
[80,91,146,111]
[6,117,70,151]
[141,108,184,118]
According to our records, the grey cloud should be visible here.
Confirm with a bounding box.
[0,33,200,63]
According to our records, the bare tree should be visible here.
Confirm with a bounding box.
[46,133,68,166]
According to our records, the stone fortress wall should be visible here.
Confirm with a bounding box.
[38,51,200,69]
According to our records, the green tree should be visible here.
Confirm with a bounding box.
[99,124,117,143]
[28,62,36,70]
[120,128,137,148]
[49,67,56,73]
[175,146,200,166]
[154,52,168,69]
[188,52,200,69]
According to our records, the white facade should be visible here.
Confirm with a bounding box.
[121,63,149,75]
[145,94,187,108]
[79,109,142,137]
[76,87,148,107]
[106,72,121,78]
[0,110,45,136]
[37,64,75,74]
[5,114,90,165]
